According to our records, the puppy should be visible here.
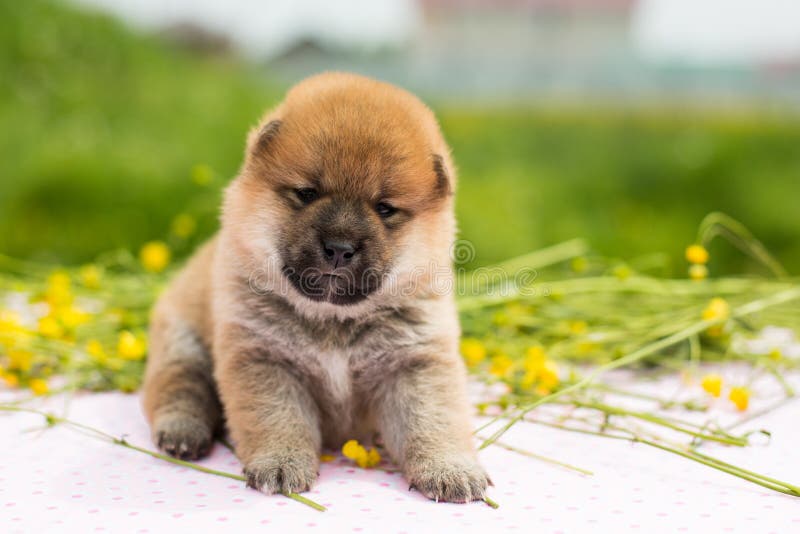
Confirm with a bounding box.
[142,72,489,503]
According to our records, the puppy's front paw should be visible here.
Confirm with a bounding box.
[243,451,318,494]
[406,454,490,503]
[154,414,213,461]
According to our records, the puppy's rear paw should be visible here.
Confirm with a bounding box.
[153,414,213,461]
[407,455,490,503]
[244,452,318,494]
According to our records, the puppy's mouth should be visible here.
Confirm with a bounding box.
[281,266,376,306]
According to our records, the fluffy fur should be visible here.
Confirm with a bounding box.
[142,72,489,502]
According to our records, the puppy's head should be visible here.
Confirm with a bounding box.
[223,72,455,316]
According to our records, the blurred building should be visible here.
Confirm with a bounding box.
[71,0,800,105]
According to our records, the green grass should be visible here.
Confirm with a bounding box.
[1,0,799,275]
[445,108,800,274]
[0,0,276,262]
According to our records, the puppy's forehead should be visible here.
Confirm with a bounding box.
[264,119,432,205]
[287,83,442,195]
[310,128,425,198]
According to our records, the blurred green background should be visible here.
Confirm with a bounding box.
[1,0,799,275]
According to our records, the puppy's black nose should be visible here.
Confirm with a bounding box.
[322,239,357,268]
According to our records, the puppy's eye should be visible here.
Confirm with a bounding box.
[375,202,397,218]
[294,188,319,205]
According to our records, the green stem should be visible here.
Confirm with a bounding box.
[686,448,800,493]
[457,239,589,309]
[479,435,593,476]
[764,362,796,397]
[478,286,800,449]
[636,437,799,497]
[589,383,706,411]
[571,400,748,446]
[483,495,500,509]
[523,415,800,497]
[724,397,799,433]
[689,333,701,373]
[697,212,788,278]
[0,405,326,512]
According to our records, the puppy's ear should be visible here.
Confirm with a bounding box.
[251,120,282,155]
[432,154,452,197]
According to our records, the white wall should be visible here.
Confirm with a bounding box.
[633,0,800,64]
[70,0,420,58]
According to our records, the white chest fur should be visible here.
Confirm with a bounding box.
[317,348,352,406]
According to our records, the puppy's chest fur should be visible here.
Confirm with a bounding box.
[247,296,432,444]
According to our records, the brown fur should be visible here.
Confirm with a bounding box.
[142,72,489,502]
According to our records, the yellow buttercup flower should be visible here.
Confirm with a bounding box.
[0,309,22,329]
[489,353,514,378]
[685,244,709,265]
[38,315,64,339]
[688,264,708,281]
[702,298,730,321]
[342,439,362,459]
[319,454,336,462]
[364,448,381,468]
[117,330,147,360]
[728,386,749,411]
[3,372,20,388]
[460,338,487,367]
[701,374,723,397]
[8,349,33,372]
[577,340,599,354]
[79,264,103,289]
[58,306,90,329]
[341,439,381,468]
[702,297,730,337]
[0,310,25,348]
[568,320,588,335]
[29,378,49,396]
[538,360,560,389]
[45,271,73,308]
[612,264,632,281]
[48,271,70,287]
[571,256,588,273]
[520,370,537,390]
[520,346,560,392]
[523,346,546,370]
[140,241,171,273]
[171,213,197,239]
[86,339,108,363]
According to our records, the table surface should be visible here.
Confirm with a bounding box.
[1,368,799,534]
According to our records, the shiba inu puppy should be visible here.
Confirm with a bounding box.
[142,72,489,502]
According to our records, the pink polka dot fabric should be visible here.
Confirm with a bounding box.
[1,375,799,533]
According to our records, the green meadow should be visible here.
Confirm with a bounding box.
[2,0,799,275]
